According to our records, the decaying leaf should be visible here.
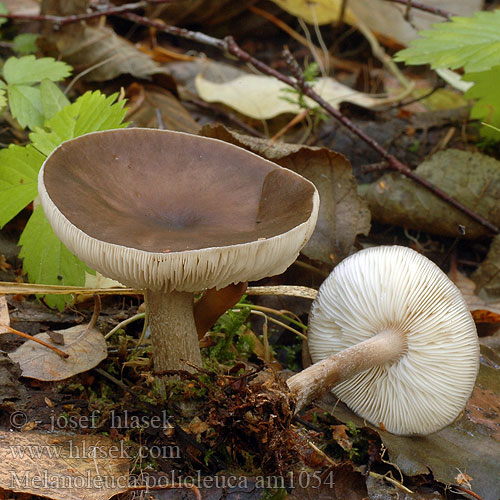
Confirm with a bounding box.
[472,234,500,299]
[449,265,500,317]
[0,354,22,403]
[125,83,200,133]
[8,324,107,381]
[329,362,500,500]
[364,149,500,239]
[42,24,173,83]
[201,124,370,264]
[0,295,10,334]
[268,0,356,25]
[0,431,129,500]
[147,0,254,26]
[195,61,392,120]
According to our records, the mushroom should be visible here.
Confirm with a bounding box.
[287,245,479,435]
[38,128,319,384]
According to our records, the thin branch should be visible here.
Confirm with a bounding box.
[0,324,69,358]
[382,0,454,19]
[120,13,499,234]
[0,0,179,25]
[1,6,495,233]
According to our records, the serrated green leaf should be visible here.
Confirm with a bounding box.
[19,206,92,311]
[7,84,44,130]
[40,79,70,121]
[463,66,500,140]
[30,90,128,156]
[0,2,8,27]
[0,145,44,227]
[3,56,72,85]
[395,11,500,73]
[13,33,39,55]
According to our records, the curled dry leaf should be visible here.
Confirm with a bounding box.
[125,83,200,133]
[195,61,392,120]
[0,295,9,333]
[364,149,500,239]
[0,431,129,500]
[201,124,370,264]
[8,324,107,381]
[329,362,500,500]
[42,24,174,83]
[472,234,500,299]
[147,0,254,26]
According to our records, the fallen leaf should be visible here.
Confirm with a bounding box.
[195,61,392,120]
[331,424,353,452]
[42,24,174,83]
[201,124,370,264]
[0,295,9,334]
[269,0,357,25]
[349,0,482,46]
[125,83,199,133]
[8,324,107,381]
[326,362,500,500]
[147,0,254,26]
[364,149,500,239]
[472,234,500,298]
[0,431,129,500]
[449,266,500,317]
[0,354,22,403]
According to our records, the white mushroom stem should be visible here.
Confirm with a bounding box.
[145,289,202,376]
[287,329,407,412]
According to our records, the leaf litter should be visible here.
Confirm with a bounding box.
[0,2,500,500]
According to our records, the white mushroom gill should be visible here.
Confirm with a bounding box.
[307,246,479,435]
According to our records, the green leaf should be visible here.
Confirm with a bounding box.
[0,145,44,227]
[0,87,7,112]
[13,33,39,55]
[7,84,44,130]
[19,206,92,311]
[30,90,128,156]
[0,2,8,27]
[463,66,500,140]
[395,11,500,72]
[3,56,72,85]
[40,79,70,121]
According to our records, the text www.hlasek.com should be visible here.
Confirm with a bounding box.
[7,439,180,460]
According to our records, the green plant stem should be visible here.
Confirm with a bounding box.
[236,302,308,331]
[105,312,145,339]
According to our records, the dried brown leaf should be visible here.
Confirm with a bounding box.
[201,124,370,264]
[126,83,199,133]
[364,149,500,239]
[43,24,174,83]
[0,296,9,334]
[8,324,107,381]
[329,362,500,500]
[472,234,500,299]
[0,431,129,500]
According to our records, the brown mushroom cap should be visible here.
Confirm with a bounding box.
[38,128,319,292]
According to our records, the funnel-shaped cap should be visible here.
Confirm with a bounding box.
[38,128,319,291]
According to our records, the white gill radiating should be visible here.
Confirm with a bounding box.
[308,246,479,435]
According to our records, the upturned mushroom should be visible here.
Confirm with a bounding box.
[38,128,319,384]
[287,245,479,435]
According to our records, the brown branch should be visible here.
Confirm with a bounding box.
[120,13,498,235]
[382,0,454,20]
[0,0,179,25]
[0,324,69,358]
[2,6,495,233]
